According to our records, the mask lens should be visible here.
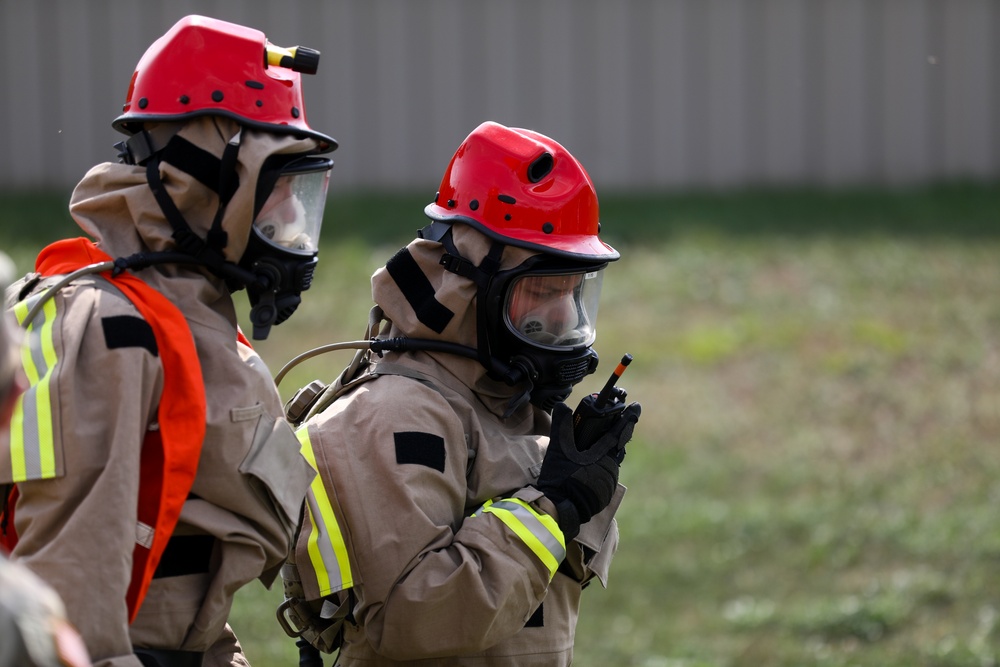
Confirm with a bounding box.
[505,269,603,349]
[254,158,332,253]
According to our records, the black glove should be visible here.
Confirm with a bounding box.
[535,401,641,540]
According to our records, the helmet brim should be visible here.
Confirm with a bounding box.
[113,110,338,154]
[424,205,620,262]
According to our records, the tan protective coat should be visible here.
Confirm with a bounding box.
[0,118,317,667]
[293,226,623,665]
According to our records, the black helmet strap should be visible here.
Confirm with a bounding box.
[420,220,502,289]
[421,222,517,384]
[141,130,247,284]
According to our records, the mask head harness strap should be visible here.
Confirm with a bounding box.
[122,126,254,287]
[422,220,502,329]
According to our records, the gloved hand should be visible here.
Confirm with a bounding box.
[535,401,641,540]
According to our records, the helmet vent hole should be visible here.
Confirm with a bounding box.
[470,199,480,211]
[138,98,149,109]
[527,152,553,183]
[497,194,516,204]
[542,222,554,234]
[179,95,190,105]
[212,90,224,103]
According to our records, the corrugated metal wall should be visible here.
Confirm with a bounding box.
[0,0,997,192]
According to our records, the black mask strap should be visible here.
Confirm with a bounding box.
[472,241,506,363]
[205,130,242,253]
[158,135,234,196]
[145,155,242,284]
[422,221,503,291]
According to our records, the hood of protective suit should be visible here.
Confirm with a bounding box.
[69,116,322,266]
[371,223,537,403]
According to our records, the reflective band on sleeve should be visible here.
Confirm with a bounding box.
[296,426,354,596]
[9,295,60,482]
[473,498,566,579]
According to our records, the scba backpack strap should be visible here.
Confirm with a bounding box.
[283,305,388,427]
[283,306,441,427]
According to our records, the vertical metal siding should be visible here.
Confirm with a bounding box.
[0,0,996,191]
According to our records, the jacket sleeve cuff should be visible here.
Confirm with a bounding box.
[575,483,626,553]
[515,487,580,540]
[571,483,626,588]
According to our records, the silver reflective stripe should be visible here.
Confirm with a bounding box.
[305,489,349,592]
[297,427,354,595]
[478,498,566,578]
[489,499,566,563]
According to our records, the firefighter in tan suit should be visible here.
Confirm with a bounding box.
[0,16,338,667]
[280,122,641,665]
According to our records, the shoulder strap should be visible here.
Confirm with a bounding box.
[287,306,448,426]
[292,358,444,428]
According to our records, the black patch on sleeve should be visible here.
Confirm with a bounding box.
[525,603,544,627]
[385,247,454,334]
[393,431,446,473]
[101,315,158,356]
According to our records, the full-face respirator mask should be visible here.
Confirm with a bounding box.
[241,155,333,339]
[482,256,607,410]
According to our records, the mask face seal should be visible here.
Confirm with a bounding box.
[241,156,333,339]
[484,258,607,410]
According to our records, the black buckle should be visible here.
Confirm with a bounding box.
[118,132,157,166]
[439,253,478,280]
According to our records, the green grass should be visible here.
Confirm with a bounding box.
[2,184,1000,665]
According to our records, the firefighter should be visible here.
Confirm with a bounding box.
[0,16,338,667]
[279,121,641,665]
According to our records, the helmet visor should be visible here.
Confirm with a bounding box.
[504,268,604,350]
[253,157,333,254]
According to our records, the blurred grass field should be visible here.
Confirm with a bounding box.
[2,183,1000,666]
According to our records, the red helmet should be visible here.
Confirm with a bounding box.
[424,121,618,261]
[113,15,336,152]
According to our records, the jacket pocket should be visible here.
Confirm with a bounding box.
[239,411,316,542]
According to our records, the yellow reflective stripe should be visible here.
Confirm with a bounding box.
[476,498,566,579]
[9,296,59,482]
[35,297,58,478]
[296,426,353,595]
